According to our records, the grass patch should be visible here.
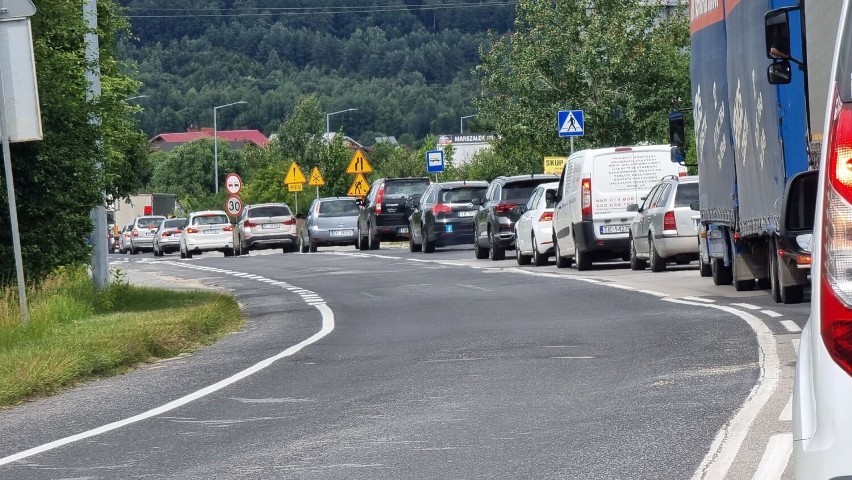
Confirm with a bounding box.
[0,265,243,407]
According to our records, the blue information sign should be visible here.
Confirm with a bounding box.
[426,149,445,173]
[557,110,585,137]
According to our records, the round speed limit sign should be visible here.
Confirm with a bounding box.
[225,195,243,217]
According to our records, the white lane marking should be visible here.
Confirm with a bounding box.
[779,395,793,422]
[792,339,800,355]
[638,289,669,297]
[680,296,716,303]
[750,433,793,480]
[407,258,433,263]
[780,320,802,333]
[672,300,780,480]
[549,356,594,359]
[0,266,336,467]
[607,284,635,291]
[761,310,783,318]
[731,303,761,310]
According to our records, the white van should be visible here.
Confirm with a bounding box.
[552,145,685,270]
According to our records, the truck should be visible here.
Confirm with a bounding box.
[673,0,839,303]
[111,193,177,231]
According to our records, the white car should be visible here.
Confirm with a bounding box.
[180,210,235,258]
[792,1,852,477]
[514,181,559,266]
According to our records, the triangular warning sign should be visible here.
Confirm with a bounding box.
[347,173,370,197]
[559,112,583,134]
[308,166,325,187]
[346,149,373,174]
[284,162,306,184]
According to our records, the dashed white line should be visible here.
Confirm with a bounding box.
[680,296,716,303]
[780,320,802,333]
[761,310,784,318]
[751,433,793,480]
[731,303,761,311]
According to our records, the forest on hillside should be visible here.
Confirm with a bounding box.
[118,0,517,144]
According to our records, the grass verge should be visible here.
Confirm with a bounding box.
[0,266,243,407]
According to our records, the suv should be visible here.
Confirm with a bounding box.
[357,177,431,250]
[233,203,298,255]
[473,174,559,260]
[128,215,166,254]
[627,175,699,272]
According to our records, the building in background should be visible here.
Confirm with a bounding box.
[437,134,496,166]
[151,126,269,151]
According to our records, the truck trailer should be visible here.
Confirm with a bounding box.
[111,193,177,230]
[678,0,838,303]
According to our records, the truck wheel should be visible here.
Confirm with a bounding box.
[699,259,712,277]
[489,231,505,261]
[711,258,732,285]
[630,236,646,271]
[649,237,667,272]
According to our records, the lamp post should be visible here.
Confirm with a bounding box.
[326,108,358,141]
[124,95,149,102]
[213,101,247,194]
[460,114,477,134]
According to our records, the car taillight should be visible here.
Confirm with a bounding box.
[161,231,170,237]
[223,225,233,232]
[283,218,296,225]
[494,202,517,214]
[132,228,139,237]
[186,227,200,234]
[581,177,592,216]
[821,101,852,376]
[432,203,453,215]
[663,211,677,231]
[244,220,256,228]
[375,184,385,214]
[539,211,553,222]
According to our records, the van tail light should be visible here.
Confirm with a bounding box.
[432,203,453,215]
[494,202,518,215]
[244,220,257,228]
[581,177,592,217]
[283,218,296,226]
[186,227,200,234]
[375,184,385,214]
[223,225,233,232]
[132,228,139,237]
[539,211,553,222]
[820,101,852,376]
[663,211,677,232]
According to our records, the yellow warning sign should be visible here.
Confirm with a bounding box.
[284,162,306,184]
[544,156,566,175]
[288,182,303,192]
[308,167,325,187]
[347,173,370,197]
[346,149,373,174]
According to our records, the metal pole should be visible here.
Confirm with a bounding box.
[295,192,298,215]
[213,107,218,194]
[570,137,575,155]
[316,185,319,198]
[85,0,108,291]
[1,136,28,325]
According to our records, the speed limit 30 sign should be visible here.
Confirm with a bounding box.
[225,195,243,217]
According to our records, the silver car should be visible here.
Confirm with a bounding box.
[299,197,360,252]
[180,210,234,258]
[129,215,166,254]
[152,218,186,257]
[233,203,298,255]
[627,175,700,272]
[118,224,133,254]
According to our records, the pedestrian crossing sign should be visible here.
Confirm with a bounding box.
[557,110,585,137]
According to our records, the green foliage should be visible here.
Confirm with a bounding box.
[474,1,690,165]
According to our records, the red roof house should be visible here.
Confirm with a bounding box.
[151,127,269,151]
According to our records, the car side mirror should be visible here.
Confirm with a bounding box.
[626,203,639,213]
[471,197,482,206]
[767,60,792,85]
[765,9,791,60]
[689,200,700,211]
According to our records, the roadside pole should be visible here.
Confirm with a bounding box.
[0,125,28,325]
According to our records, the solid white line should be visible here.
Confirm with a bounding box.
[761,310,783,318]
[751,433,793,480]
[779,395,793,422]
[680,296,716,303]
[550,356,594,359]
[406,258,432,263]
[607,284,635,290]
[792,339,800,355]
[0,280,336,467]
[637,289,669,297]
[780,320,802,333]
[731,302,761,310]
[669,301,780,480]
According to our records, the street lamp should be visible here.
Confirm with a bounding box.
[213,101,247,194]
[124,95,149,102]
[326,108,358,140]
[460,114,477,134]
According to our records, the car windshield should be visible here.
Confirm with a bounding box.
[164,219,185,229]
[502,182,548,203]
[137,217,164,228]
[385,180,430,197]
[318,200,359,217]
[440,187,486,203]
[248,205,291,218]
[674,183,699,208]
[193,214,229,225]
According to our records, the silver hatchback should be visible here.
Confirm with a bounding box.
[627,175,700,272]
[299,197,360,252]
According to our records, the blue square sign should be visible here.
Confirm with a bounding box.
[557,110,585,137]
[426,149,444,173]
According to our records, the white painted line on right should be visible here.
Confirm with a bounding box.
[779,395,793,422]
[792,339,800,354]
[780,320,802,333]
[680,296,716,303]
[750,433,793,480]
[731,302,761,310]
[761,310,783,318]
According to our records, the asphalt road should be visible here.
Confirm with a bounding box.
[0,246,809,479]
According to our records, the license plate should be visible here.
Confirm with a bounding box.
[145,232,154,237]
[398,227,409,234]
[203,229,219,235]
[262,223,280,229]
[457,210,475,217]
[331,229,353,237]
[600,225,629,235]
[445,224,454,233]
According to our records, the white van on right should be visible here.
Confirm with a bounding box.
[793,1,852,477]
[551,145,684,270]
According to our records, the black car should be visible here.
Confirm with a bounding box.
[473,174,560,260]
[408,181,488,253]
[357,177,432,250]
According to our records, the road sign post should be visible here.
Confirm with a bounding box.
[225,194,243,217]
[557,110,585,155]
[284,162,307,213]
[308,166,325,198]
[426,150,444,178]
[225,172,243,195]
